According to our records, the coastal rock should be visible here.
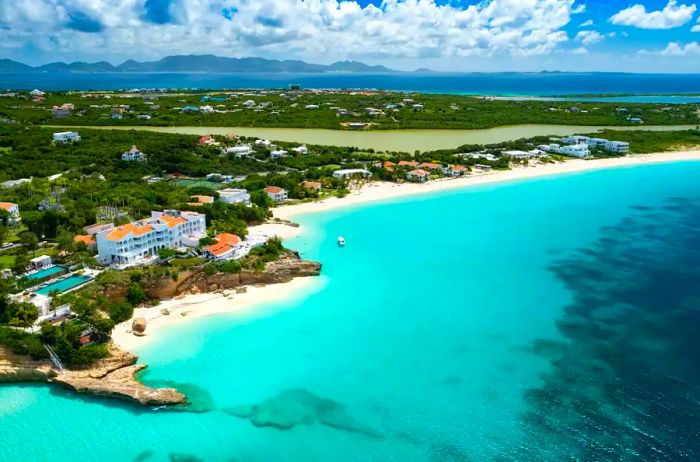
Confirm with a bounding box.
[160,308,170,315]
[235,287,247,294]
[140,252,321,299]
[1,345,187,407]
[132,318,147,334]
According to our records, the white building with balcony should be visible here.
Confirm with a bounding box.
[53,131,81,143]
[96,210,206,267]
[122,145,145,161]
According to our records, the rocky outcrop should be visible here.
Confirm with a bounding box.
[143,252,321,299]
[0,345,187,407]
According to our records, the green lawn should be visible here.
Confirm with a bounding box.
[170,257,207,267]
[0,254,15,269]
[175,179,223,190]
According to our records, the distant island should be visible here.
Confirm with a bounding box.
[0,55,413,74]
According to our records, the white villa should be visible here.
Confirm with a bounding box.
[332,169,371,180]
[502,149,546,159]
[264,186,288,202]
[443,165,468,177]
[0,202,20,222]
[53,131,81,143]
[270,149,288,159]
[225,145,253,156]
[291,145,309,155]
[96,210,206,267]
[406,169,430,182]
[558,144,591,158]
[203,233,243,261]
[122,145,145,161]
[255,139,272,148]
[219,188,251,204]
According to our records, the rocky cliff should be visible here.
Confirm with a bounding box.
[0,345,186,406]
[143,251,321,299]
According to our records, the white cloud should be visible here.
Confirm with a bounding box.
[640,41,700,55]
[571,47,588,54]
[579,19,593,27]
[575,30,604,45]
[609,0,697,29]
[693,18,700,31]
[0,0,583,63]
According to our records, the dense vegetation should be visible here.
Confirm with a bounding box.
[2,90,699,130]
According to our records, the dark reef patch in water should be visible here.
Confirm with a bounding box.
[224,388,383,438]
[511,198,700,461]
[145,380,216,413]
[169,453,203,462]
[133,450,154,462]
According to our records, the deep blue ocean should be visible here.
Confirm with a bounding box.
[2,72,700,101]
[2,161,700,461]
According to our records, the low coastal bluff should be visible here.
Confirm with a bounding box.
[0,345,186,406]
[127,251,321,299]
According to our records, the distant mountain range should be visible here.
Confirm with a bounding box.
[0,55,409,74]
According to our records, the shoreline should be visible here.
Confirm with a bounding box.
[111,277,323,352]
[271,150,700,221]
[114,150,700,364]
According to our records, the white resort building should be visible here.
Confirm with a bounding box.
[332,169,371,180]
[122,145,146,161]
[53,131,81,143]
[225,145,253,156]
[219,188,251,204]
[96,210,206,266]
[0,202,20,223]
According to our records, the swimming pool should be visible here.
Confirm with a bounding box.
[35,275,92,295]
[25,265,65,280]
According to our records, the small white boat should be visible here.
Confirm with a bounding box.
[337,236,346,247]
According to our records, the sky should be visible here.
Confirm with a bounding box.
[1,0,700,72]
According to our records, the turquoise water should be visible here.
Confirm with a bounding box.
[35,274,91,295]
[24,265,65,280]
[3,162,700,461]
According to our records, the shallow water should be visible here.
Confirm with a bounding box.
[2,161,700,461]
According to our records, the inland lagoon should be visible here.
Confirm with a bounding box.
[2,161,700,461]
[48,124,699,152]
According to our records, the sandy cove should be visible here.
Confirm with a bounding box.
[112,277,324,352]
[113,149,700,352]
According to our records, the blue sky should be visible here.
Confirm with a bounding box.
[1,0,700,72]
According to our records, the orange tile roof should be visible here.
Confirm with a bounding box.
[408,169,430,175]
[265,186,284,194]
[398,161,419,167]
[216,233,241,245]
[0,202,17,211]
[302,181,322,189]
[192,195,214,204]
[159,215,188,227]
[419,162,442,169]
[206,233,241,256]
[105,223,153,241]
[187,202,204,207]
[450,165,467,171]
[73,234,96,245]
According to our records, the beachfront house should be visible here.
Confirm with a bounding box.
[203,233,243,261]
[558,144,591,158]
[53,131,81,143]
[265,186,288,202]
[270,149,288,159]
[398,161,419,168]
[302,181,322,191]
[122,146,145,162]
[474,164,493,171]
[406,169,430,182]
[0,202,20,224]
[503,150,546,159]
[605,141,630,153]
[96,210,206,267]
[332,169,372,180]
[225,145,253,157]
[443,165,468,177]
[419,162,442,171]
[219,188,251,205]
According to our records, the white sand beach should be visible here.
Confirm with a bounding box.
[271,150,700,221]
[112,277,324,351]
[114,149,700,351]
